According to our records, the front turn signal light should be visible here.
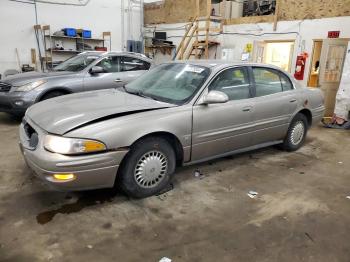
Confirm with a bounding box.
[53,173,76,181]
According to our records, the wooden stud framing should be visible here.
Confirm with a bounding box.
[273,0,280,31]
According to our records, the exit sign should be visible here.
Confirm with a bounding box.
[328,31,340,38]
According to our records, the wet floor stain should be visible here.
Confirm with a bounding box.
[36,189,118,225]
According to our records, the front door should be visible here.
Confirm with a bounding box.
[84,55,125,91]
[319,39,349,116]
[191,67,255,161]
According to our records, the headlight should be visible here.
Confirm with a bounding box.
[44,135,106,155]
[16,80,47,92]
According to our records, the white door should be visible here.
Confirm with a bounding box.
[253,41,266,63]
[319,39,349,116]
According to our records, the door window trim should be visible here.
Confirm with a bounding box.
[249,66,296,98]
[194,65,254,105]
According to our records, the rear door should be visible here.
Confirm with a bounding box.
[83,55,124,91]
[191,66,255,161]
[119,56,151,84]
[250,66,298,145]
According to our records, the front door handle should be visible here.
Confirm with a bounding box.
[242,106,252,112]
[289,99,297,103]
[114,79,123,83]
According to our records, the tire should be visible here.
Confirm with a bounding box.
[40,91,67,101]
[117,137,176,198]
[282,113,308,151]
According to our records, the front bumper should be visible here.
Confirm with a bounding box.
[19,117,128,191]
[0,91,35,115]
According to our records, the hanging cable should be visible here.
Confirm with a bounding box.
[7,0,91,6]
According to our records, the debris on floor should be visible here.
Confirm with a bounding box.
[156,183,174,197]
[346,196,350,200]
[305,232,315,242]
[247,191,258,199]
[322,116,350,129]
[159,257,172,262]
[194,169,206,179]
[87,245,93,249]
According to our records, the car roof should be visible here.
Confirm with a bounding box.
[170,59,284,71]
[79,51,152,62]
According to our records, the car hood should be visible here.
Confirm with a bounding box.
[3,71,76,86]
[26,89,175,135]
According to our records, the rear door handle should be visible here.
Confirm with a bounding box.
[289,99,297,103]
[114,79,123,83]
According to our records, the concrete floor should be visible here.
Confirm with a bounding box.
[0,112,349,262]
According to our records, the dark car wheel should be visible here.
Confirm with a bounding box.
[118,137,176,198]
[282,113,308,151]
[40,91,67,101]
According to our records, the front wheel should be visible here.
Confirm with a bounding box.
[117,137,176,198]
[282,113,308,151]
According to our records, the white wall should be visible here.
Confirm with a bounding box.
[0,0,143,75]
[146,16,350,86]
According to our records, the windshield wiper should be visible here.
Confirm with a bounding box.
[121,86,156,100]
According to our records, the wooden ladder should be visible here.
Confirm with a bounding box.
[175,0,222,60]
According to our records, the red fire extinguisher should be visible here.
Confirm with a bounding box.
[294,52,309,81]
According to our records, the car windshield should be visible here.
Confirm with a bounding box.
[125,63,211,105]
[53,54,100,72]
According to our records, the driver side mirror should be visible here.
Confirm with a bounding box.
[200,91,229,105]
[90,66,105,75]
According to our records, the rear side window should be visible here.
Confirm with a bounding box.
[253,67,293,97]
[121,57,150,71]
[209,67,251,101]
[280,73,293,91]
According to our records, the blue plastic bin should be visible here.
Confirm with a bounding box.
[82,30,92,38]
[63,28,77,37]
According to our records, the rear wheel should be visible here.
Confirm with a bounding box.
[282,113,308,151]
[40,90,67,101]
[118,137,176,198]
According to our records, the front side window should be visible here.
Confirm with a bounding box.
[95,56,120,73]
[209,67,251,101]
[121,57,150,71]
[125,63,210,105]
[53,54,99,72]
[253,67,283,97]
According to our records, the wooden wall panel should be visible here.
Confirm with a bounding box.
[144,0,207,24]
[279,0,350,21]
[145,0,350,25]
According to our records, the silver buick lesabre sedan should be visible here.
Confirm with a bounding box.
[19,61,325,198]
[0,51,152,116]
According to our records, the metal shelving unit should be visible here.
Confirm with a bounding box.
[42,25,111,69]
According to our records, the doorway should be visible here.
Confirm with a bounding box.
[318,38,349,116]
[307,40,323,88]
[253,41,295,72]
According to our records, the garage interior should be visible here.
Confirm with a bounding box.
[0,0,350,261]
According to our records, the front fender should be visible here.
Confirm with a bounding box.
[65,106,193,161]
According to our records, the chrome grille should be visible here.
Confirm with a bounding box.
[0,82,12,92]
